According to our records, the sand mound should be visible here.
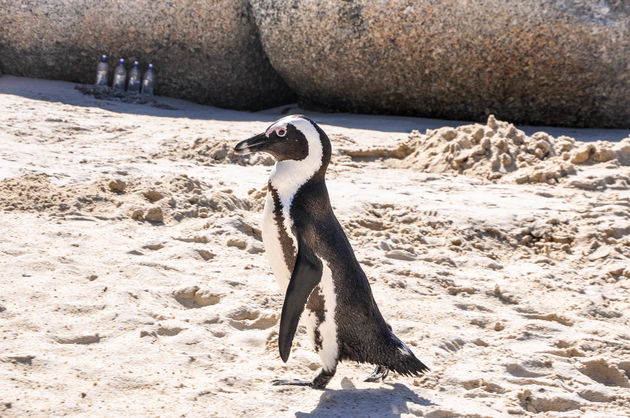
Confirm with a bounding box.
[155,137,275,166]
[124,174,253,222]
[395,116,630,185]
[0,174,114,215]
[571,137,630,166]
[0,173,253,223]
[347,200,630,270]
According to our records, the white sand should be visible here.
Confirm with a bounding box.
[1,75,629,417]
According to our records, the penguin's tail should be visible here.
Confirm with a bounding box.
[385,335,430,377]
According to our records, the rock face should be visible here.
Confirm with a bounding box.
[0,0,295,109]
[250,0,630,128]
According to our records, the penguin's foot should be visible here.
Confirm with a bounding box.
[273,368,336,390]
[364,365,389,383]
[311,368,335,389]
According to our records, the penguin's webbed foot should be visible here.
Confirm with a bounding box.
[273,368,336,390]
[311,368,335,389]
[364,365,389,383]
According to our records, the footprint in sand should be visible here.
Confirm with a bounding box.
[194,249,215,261]
[578,385,617,402]
[173,286,221,308]
[517,389,581,413]
[156,325,185,337]
[523,312,574,326]
[539,339,586,358]
[53,334,101,344]
[142,242,165,251]
[578,358,630,388]
[438,338,466,353]
[3,355,35,365]
[226,305,279,331]
[505,359,552,378]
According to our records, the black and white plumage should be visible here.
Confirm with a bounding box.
[234,115,429,389]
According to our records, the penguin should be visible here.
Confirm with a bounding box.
[234,115,429,389]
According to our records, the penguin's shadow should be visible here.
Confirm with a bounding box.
[295,379,435,418]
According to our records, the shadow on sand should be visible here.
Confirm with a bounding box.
[294,380,436,418]
[1,75,628,141]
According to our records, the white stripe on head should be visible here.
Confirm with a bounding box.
[268,116,323,247]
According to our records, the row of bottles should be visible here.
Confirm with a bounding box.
[95,55,154,95]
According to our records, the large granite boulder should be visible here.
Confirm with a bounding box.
[0,0,295,109]
[250,0,630,128]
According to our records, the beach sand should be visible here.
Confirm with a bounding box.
[1,75,629,416]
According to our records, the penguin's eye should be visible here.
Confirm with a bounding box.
[276,128,286,137]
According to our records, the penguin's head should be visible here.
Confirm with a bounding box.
[234,115,331,169]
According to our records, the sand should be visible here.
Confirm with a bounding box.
[1,75,629,417]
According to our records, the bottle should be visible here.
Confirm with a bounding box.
[127,61,140,93]
[141,63,154,96]
[112,58,126,91]
[95,55,108,86]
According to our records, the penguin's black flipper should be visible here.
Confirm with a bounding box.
[278,242,323,362]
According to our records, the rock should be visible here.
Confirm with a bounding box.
[131,209,144,220]
[142,242,164,251]
[108,179,126,192]
[143,190,164,202]
[571,144,592,163]
[194,249,214,261]
[227,239,247,250]
[144,206,163,223]
[0,0,295,110]
[250,0,630,128]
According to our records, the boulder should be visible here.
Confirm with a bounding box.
[0,0,295,109]
[250,0,630,128]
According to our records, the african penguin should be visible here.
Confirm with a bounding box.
[234,115,429,389]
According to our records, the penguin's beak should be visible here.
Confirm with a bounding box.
[234,133,267,156]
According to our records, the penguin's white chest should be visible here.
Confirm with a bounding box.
[261,190,296,290]
[261,136,323,290]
